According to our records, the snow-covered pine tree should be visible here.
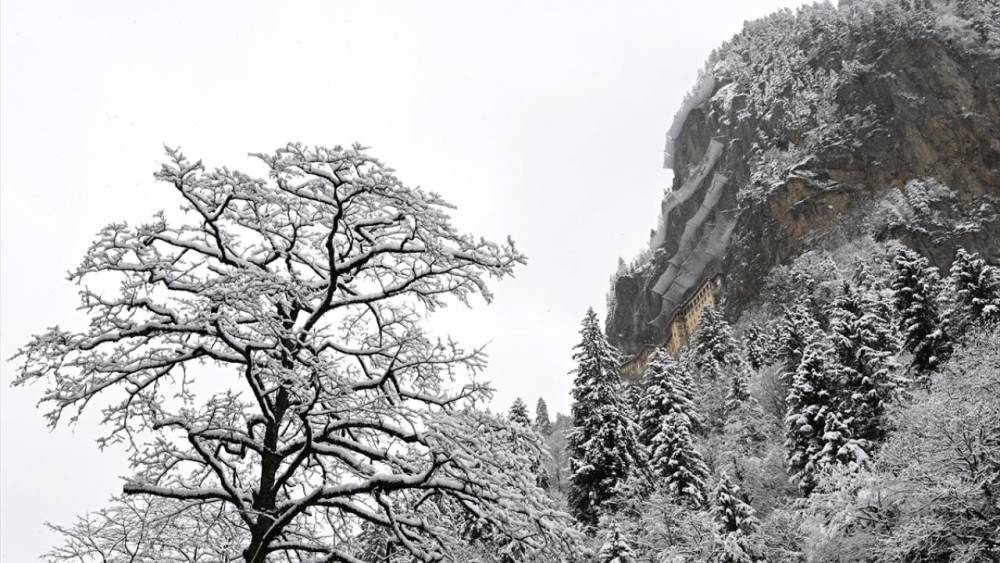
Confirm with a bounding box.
[535,398,552,436]
[507,398,549,490]
[568,308,645,525]
[814,415,869,476]
[723,366,752,415]
[741,322,768,372]
[776,303,823,377]
[692,306,742,379]
[651,412,710,507]
[948,248,1000,332]
[710,473,759,563]
[892,247,952,374]
[768,303,824,418]
[509,397,532,427]
[597,528,637,563]
[784,341,868,493]
[637,348,701,448]
[827,282,900,445]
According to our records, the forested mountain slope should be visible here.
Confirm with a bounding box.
[563,1,1000,561]
[607,0,1000,354]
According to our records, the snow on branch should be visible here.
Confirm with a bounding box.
[13,143,580,562]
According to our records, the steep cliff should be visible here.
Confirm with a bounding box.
[607,0,1000,355]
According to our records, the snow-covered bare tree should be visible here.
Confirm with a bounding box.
[13,144,580,562]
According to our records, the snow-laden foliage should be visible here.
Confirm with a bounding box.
[784,342,870,493]
[634,350,711,508]
[776,303,824,377]
[892,246,952,374]
[723,366,753,416]
[506,399,549,491]
[535,398,552,437]
[710,473,761,563]
[637,349,701,446]
[579,245,994,559]
[508,398,531,427]
[599,489,717,563]
[827,282,901,445]
[596,527,637,563]
[793,324,1000,562]
[947,247,1000,331]
[651,412,710,507]
[567,308,645,526]
[740,322,770,372]
[691,307,743,380]
[14,144,580,562]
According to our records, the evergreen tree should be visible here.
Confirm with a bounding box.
[637,348,701,448]
[892,247,952,373]
[710,473,760,563]
[741,322,768,371]
[692,307,742,379]
[509,397,531,427]
[827,283,900,444]
[948,248,1000,331]
[508,398,549,489]
[776,303,823,377]
[650,412,710,507]
[567,308,644,525]
[535,398,552,436]
[769,303,824,418]
[814,415,870,475]
[598,528,637,563]
[784,342,868,493]
[723,366,752,415]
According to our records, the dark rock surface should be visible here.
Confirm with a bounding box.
[607,3,1000,355]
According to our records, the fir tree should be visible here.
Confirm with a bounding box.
[637,348,701,448]
[508,398,549,489]
[723,366,752,415]
[776,303,822,377]
[535,398,552,436]
[814,415,869,475]
[892,247,952,373]
[567,308,644,525]
[827,283,900,444]
[692,306,742,379]
[597,528,637,563]
[509,397,532,427]
[770,303,823,417]
[741,322,768,372]
[710,473,760,563]
[948,248,1000,331]
[650,412,710,507]
[784,342,868,493]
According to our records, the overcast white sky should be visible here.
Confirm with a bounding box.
[1,1,808,558]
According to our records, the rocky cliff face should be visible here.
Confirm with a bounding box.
[607,0,1000,355]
